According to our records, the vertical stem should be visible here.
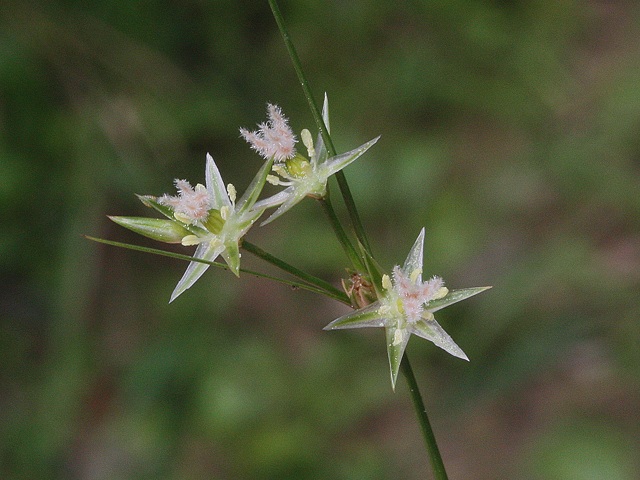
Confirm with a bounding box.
[317,194,365,272]
[400,354,450,480]
[267,0,372,255]
[334,171,372,253]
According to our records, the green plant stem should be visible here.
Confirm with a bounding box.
[400,354,450,480]
[241,240,350,305]
[317,194,365,272]
[267,0,372,254]
[86,236,350,305]
[333,171,372,253]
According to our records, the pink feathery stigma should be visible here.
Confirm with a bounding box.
[240,104,297,161]
[160,180,210,223]
[392,266,444,323]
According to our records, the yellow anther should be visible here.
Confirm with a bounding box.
[272,165,287,176]
[266,174,281,185]
[382,274,392,290]
[174,212,191,224]
[181,235,200,246]
[227,183,237,205]
[220,205,230,220]
[434,286,448,300]
[392,329,404,346]
[301,129,315,158]
[421,311,435,321]
[410,268,422,284]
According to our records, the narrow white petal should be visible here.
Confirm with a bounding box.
[169,241,225,302]
[323,136,380,176]
[402,228,425,279]
[411,319,468,361]
[205,154,232,209]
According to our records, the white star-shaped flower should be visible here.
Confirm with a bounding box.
[324,228,491,389]
[110,154,273,302]
[245,96,379,225]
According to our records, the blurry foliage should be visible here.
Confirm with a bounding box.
[1,0,640,478]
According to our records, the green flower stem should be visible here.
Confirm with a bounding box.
[400,354,450,480]
[86,236,350,305]
[267,0,372,254]
[241,240,350,305]
[333,171,372,253]
[317,194,365,273]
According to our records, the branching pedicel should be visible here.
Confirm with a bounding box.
[109,100,488,386]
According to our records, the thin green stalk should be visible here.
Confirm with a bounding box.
[267,0,372,254]
[400,354,450,480]
[333,171,372,253]
[241,240,350,305]
[317,194,365,272]
[86,236,350,305]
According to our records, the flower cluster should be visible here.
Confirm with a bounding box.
[110,100,490,387]
[111,99,377,300]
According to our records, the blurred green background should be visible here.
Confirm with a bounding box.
[2,0,640,478]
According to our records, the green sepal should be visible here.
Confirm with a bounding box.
[205,153,232,210]
[221,240,241,277]
[425,286,492,313]
[137,194,175,219]
[323,302,385,330]
[108,216,191,244]
[312,93,330,167]
[136,194,209,237]
[170,242,225,303]
[237,156,275,214]
[322,136,380,179]
[385,324,410,391]
[412,318,468,361]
